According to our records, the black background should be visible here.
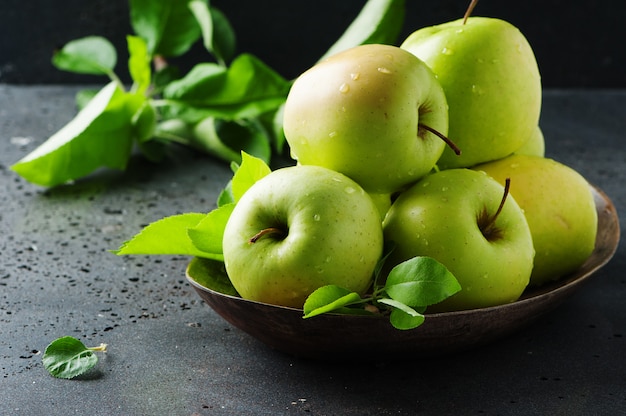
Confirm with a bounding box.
[0,0,624,88]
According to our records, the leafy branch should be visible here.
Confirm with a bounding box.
[12,0,405,188]
[303,255,461,330]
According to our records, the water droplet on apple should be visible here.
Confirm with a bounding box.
[351,72,361,80]
[344,187,356,194]
[339,83,350,93]
[421,181,430,187]
[325,256,332,263]
[377,67,392,74]
[328,131,338,138]
[441,47,454,55]
[471,85,484,95]
[441,186,449,192]
[313,214,321,221]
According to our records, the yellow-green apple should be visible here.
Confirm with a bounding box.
[222,165,384,308]
[474,154,598,286]
[401,17,541,169]
[514,126,545,157]
[368,192,393,221]
[283,44,449,194]
[382,168,534,311]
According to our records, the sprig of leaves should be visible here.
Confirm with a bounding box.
[42,336,107,379]
[303,256,461,330]
[11,0,405,188]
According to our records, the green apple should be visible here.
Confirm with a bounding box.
[474,154,598,286]
[382,168,534,312]
[368,192,393,221]
[222,165,384,308]
[283,43,449,194]
[514,125,545,157]
[401,17,541,169]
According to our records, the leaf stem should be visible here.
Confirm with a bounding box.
[88,343,108,352]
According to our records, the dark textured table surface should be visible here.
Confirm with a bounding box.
[1,85,625,415]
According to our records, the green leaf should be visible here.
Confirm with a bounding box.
[318,0,405,61]
[132,100,157,143]
[231,152,271,202]
[114,213,223,260]
[52,36,117,76]
[189,1,236,65]
[186,257,238,297]
[187,203,235,255]
[384,256,461,308]
[378,298,426,330]
[163,54,290,120]
[127,35,152,95]
[190,117,271,164]
[74,88,99,110]
[42,336,100,379]
[130,0,203,57]
[216,179,235,207]
[303,285,364,318]
[11,82,137,187]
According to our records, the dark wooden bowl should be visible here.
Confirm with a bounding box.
[186,186,620,360]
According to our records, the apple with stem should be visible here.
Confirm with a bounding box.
[474,154,598,286]
[400,0,541,169]
[283,43,456,194]
[382,168,534,311]
[222,165,384,308]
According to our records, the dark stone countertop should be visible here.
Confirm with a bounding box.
[1,85,625,415]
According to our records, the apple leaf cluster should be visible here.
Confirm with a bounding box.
[11,0,405,188]
[42,336,107,379]
[304,256,460,330]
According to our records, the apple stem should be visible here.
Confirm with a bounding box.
[418,123,462,155]
[481,177,511,238]
[463,0,479,24]
[249,227,286,243]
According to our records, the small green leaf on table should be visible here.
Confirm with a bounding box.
[42,336,107,379]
